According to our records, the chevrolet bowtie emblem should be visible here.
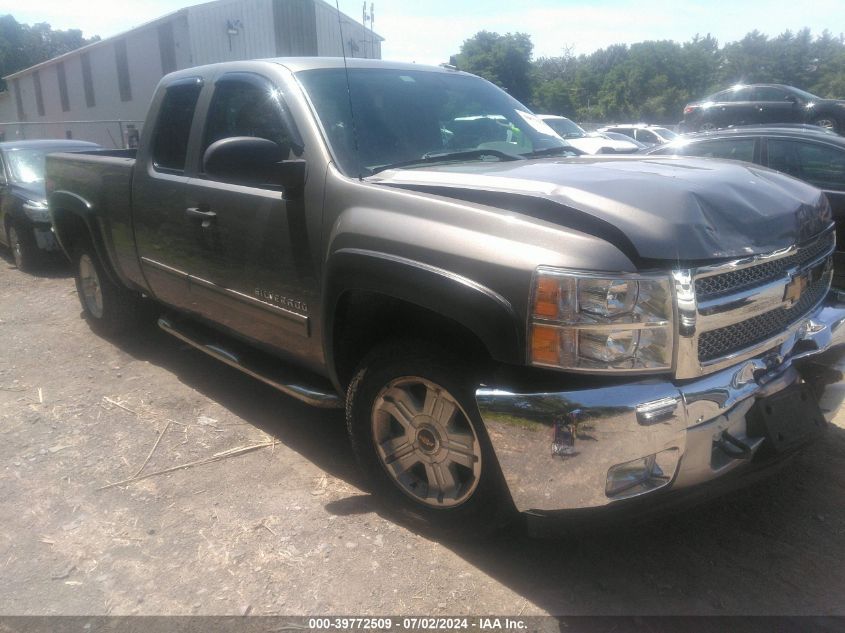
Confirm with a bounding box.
[783,272,809,306]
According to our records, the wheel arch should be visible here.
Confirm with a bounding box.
[325,248,524,390]
[49,191,120,285]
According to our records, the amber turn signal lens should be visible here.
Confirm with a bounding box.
[530,325,560,365]
[534,276,560,318]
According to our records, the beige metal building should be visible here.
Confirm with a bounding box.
[0,0,383,147]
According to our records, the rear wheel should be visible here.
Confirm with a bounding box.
[7,222,40,272]
[811,116,839,134]
[698,121,717,132]
[74,245,139,336]
[346,342,512,537]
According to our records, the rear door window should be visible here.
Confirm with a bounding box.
[682,138,756,162]
[768,139,845,190]
[151,80,202,173]
[752,86,789,101]
[725,87,752,102]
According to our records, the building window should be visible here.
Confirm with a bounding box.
[57,62,70,112]
[33,70,45,116]
[81,53,96,108]
[158,21,177,75]
[115,39,132,102]
[12,78,25,120]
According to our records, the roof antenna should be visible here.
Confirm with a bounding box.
[335,0,362,180]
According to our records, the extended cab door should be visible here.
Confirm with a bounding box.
[132,77,204,311]
[180,71,315,356]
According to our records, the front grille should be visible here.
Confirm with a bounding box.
[698,275,829,362]
[695,231,834,301]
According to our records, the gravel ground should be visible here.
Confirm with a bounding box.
[1,252,845,617]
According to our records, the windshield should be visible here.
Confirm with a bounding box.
[5,147,91,183]
[652,127,678,141]
[543,117,586,139]
[297,68,570,176]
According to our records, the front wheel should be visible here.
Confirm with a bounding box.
[7,222,41,272]
[74,245,139,336]
[346,342,512,536]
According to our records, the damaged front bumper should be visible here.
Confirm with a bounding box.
[476,297,845,514]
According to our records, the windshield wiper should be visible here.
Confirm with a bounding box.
[370,149,524,175]
[521,146,583,158]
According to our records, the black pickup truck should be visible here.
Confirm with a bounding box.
[46,58,845,532]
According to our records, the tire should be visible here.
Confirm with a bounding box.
[811,116,839,134]
[7,221,41,272]
[346,341,513,538]
[73,244,139,336]
[698,121,717,133]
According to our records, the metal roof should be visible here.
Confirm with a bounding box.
[2,0,384,81]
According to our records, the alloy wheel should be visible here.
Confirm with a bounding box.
[371,376,482,508]
[78,254,104,318]
[813,118,836,132]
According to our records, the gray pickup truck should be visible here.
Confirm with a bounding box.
[47,58,845,532]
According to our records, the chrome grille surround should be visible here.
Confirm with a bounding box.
[674,229,836,379]
[694,231,835,301]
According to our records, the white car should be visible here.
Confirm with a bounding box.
[596,123,679,147]
[538,115,641,154]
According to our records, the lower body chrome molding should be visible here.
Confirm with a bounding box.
[476,297,845,513]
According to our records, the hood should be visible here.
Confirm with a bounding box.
[369,156,831,265]
[9,181,46,204]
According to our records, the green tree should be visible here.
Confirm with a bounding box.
[452,31,535,104]
[0,15,99,91]
[450,28,845,126]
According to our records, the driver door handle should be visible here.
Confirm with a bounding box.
[185,206,217,228]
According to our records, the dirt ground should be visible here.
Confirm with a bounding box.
[1,252,845,617]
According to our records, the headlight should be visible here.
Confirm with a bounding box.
[529,267,674,372]
[23,200,50,223]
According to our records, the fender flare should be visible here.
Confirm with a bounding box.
[49,190,120,285]
[324,248,525,379]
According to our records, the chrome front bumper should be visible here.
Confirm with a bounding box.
[476,298,845,513]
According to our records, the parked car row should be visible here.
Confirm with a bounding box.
[681,83,845,134]
[536,115,641,154]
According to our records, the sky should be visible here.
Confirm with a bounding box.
[1,0,843,66]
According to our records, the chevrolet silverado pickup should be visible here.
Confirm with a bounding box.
[46,58,845,532]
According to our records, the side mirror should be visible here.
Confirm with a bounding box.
[785,94,799,104]
[203,136,305,195]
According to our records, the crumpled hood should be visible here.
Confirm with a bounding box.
[369,156,831,264]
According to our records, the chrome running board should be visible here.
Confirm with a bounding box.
[157,316,343,409]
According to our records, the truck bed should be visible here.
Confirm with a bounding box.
[46,149,144,290]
